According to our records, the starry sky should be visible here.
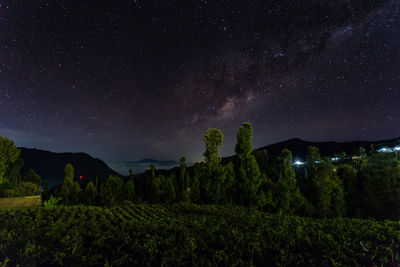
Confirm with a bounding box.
[0,0,399,170]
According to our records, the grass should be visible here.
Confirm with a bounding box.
[0,195,41,209]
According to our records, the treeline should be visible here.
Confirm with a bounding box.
[1,122,400,220]
[47,122,400,220]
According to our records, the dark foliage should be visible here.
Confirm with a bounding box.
[1,204,400,266]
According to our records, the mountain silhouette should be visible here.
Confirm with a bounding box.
[255,137,400,159]
[19,148,120,188]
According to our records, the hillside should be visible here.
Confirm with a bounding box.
[255,137,400,159]
[19,148,120,188]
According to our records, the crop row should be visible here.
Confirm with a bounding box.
[1,204,400,266]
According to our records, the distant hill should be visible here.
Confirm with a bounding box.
[19,148,120,188]
[255,137,400,159]
[127,159,178,165]
[110,159,179,175]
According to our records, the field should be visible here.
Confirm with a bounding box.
[1,204,400,266]
[0,195,41,210]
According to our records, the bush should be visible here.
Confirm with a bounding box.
[43,195,61,208]
[15,182,41,197]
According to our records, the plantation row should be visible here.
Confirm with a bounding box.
[1,204,400,266]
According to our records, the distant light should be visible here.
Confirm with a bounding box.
[294,160,305,166]
[394,146,400,151]
[315,160,321,164]
[331,157,339,161]
[378,147,391,152]
[79,175,83,179]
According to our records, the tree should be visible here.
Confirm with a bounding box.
[337,164,359,216]
[179,157,190,201]
[152,175,162,202]
[122,169,135,202]
[60,164,75,205]
[222,162,236,204]
[203,128,226,204]
[247,156,261,206]
[198,163,211,202]
[191,164,201,203]
[234,122,261,206]
[122,180,135,202]
[0,180,14,197]
[254,149,269,173]
[203,128,224,167]
[0,136,21,184]
[358,146,366,156]
[235,122,253,156]
[14,182,41,197]
[357,153,400,219]
[41,181,50,202]
[306,146,320,169]
[210,164,227,204]
[6,158,24,186]
[85,182,96,206]
[306,147,345,218]
[72,181,82,204]
[128,168,134,179]
[148,164,162,202]
[100,175,123,207]
[23,169,42,186]
[161,174,176,203]
[275,149,306,214]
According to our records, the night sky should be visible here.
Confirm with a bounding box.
[0,1,399,170]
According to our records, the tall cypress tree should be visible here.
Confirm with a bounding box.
[203,128,225,203]
[234,122,261,206]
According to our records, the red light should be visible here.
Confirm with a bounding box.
[79,175,83,179]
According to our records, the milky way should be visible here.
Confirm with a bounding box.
[0,0,399,169]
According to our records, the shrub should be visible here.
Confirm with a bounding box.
[43,195,61,208]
